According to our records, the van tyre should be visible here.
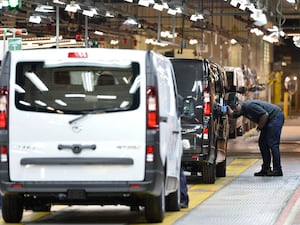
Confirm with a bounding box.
[202,163,216,184]
[2,194,24,223]
[145,182,165,223]
[216,159,226,177]
[165,184,180,211]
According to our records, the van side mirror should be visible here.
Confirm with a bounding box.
[183,97,195,117]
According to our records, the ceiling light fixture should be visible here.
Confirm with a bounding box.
[175,7,182,14]
[190,13,204,21]
[65,1,81,13]
[53,0,65,5]
[35,5,55,12]
[230,0,239,7]
[138,0,154,7]
[82,8,98,17]
[94,30,104,35]
[123,18,138,25]
[153,3,164,11]
[167,8,176,15]
[29,15,42,24]
[105,11,115,17]
[250,9,267,26]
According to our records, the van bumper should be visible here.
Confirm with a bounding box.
[0,167,163,194]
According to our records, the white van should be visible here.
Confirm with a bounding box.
[0,48,183,223]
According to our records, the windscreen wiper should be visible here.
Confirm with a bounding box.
[68,107,121,125]
[68,110,106,125]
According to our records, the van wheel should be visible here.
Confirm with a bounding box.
[2,194,24,223]
[145,182,165,222]
[165,184,180,211]
[202,163,216,184]
[216,159,226,177]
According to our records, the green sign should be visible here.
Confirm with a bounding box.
[8,38,22,51]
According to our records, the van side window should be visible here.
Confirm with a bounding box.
[14,61,140,114]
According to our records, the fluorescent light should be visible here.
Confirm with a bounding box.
[81,72,94,92]
[25,72,49,92]
[55,99,67,106]
[19,101,31,106]
[251,9,267,26]
[124,0,133,2]
[230,39,237,44]
[153,3,164,11]
[189,39,198,45]
[15,84,25,93]
[29,15,42,24]
[83,8,97,17]
[97,95,117,100]
[35,5,55,12]
[230,0,239,7]
[94,30,104,35]
[65,94,86,98]
[123,18,138,25]
[190,13,204,21]
[83,10,94,17]
[138,0,150,7]
[105,11,115,17]
[175,7,182,14]
[162,2,169,9]
[65,2,81,13]
[53,0,65,5]
[167,8,176,15]
[250,28,264,36]
[35,100,47,106]
[161,31,177,38]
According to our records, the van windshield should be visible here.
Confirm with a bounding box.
[14,61,140,114]
[171,60,204,99]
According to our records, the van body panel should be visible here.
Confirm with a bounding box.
[9,110,146,181]
[171,58,228,183]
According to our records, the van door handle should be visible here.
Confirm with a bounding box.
[173,131,179,134]
[160,116,168,122]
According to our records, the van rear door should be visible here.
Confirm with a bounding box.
[8,50,145,182]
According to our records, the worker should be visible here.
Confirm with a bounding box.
[227,98,284,176]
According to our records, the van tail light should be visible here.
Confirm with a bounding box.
[0,87,8,129]
[203,127,209,140]
[146,87,159,129]
[146,146,154,162]
[0,146,7,162]
[203,91,211,116]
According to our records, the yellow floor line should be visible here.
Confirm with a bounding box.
[141,158,258,225]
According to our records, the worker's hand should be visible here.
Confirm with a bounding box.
[226,105,233,117]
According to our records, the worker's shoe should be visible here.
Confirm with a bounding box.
[254,167,271,176]
[180,202,189,209]
[266,169,283,176]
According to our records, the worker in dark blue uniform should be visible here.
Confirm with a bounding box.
[227,98,284,176]
[180,168,189,208]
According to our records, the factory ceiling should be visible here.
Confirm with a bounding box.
[0,0,299,47]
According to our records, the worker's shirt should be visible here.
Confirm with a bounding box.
[240,100,282,123]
